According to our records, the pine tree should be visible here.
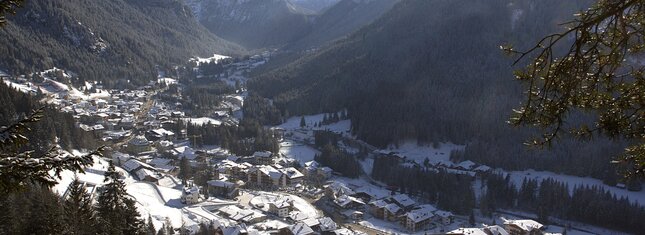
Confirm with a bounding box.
[96,161,145,234]
[300,116,306,128]
[64,177,97,234]
[178,157,192,184]
[0,108,102,193]
[146,215,156,235]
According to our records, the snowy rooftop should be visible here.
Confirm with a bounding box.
[503,219,544,231]
[391,193,415,207]
[447,228,488,235]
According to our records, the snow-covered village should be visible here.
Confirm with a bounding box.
[2,48,644,235]
[2,1,645,234]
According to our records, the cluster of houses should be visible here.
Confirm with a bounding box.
[320,180,455,233]
[206,152,334,201]
[447,219,545,235]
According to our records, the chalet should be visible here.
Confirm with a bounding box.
[218,205,266,224]
[135,168,160,183]
[280,223,314,235]
[253,151,274,165]
[268,198,292,217]
[435,210,454,226]
[447,228,488,235]
[122,158,160,182]
[218,160,251,181]
[181,186,200,204]
[207,180,239,199]
[456,160,477,171]
[280,167,304,185]
[325,182,356,199]
[148,157,175,172]
[403,205,437,232]
[384,203,402,221]
[248,165,285,188]
[503,219,544,235]
[333,195,365,209]
[368,199,388,219]
[146,128,175,141]
[391,194,416,210]
[482,225,510,235]
[302,161,319,176]
[317,167,333,179]
[126,135,151,154]
[318,217,337,232]
[341,210,364,221]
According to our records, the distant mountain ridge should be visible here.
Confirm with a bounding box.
[186,0,397,49]
[0,0,244,87]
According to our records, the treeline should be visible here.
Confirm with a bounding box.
[182,81,234,116]
[0,162,159,234]
[0,83,98,153]
[179,118,279,156]
[479,174,645,234]
[314,144,362,178]
[371,155,475,215]
[455,138,627,181]
[242,94,283,125]
[248,0,622,180]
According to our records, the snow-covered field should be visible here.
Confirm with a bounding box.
[126,182,188,229]
[190,54,230,66]
[279,140,320,163]
[182,117,222,126]
[278,112,351,134]
[381,140,464,166]
[248,191,321,219]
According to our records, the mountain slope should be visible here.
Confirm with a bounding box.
[288,0,340,13]
[188,0,315,49]
[187,0,396,50]
[286,0,399,50]
[250,0,618,177]
[0,0,244,88]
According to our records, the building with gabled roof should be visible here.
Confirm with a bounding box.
[503,219,544,235]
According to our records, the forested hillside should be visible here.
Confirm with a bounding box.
[0,0,243,88]
[249,0,623,178]
[188,0,397,50]
[0,82,98,154]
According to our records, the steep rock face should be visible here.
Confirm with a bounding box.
[0,0,243,87]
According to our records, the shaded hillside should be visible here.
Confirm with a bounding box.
[0,0,243,88]
[188,0,396,50]
[189,0,315,49]
[249,0,622,178]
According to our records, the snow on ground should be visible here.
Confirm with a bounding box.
[126,182,189,229]
[278,112,351,134]
[382,140,464,166]
[157,77,177,85]
[289,193,320,219]
[279,140,320,163]
[183,117,222,126]
[52,155,110,196]
[333,176,390,200]
[248,191,321,219]
[506,169,645,206]
[190,54,230,66]
[3,79,38,93]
